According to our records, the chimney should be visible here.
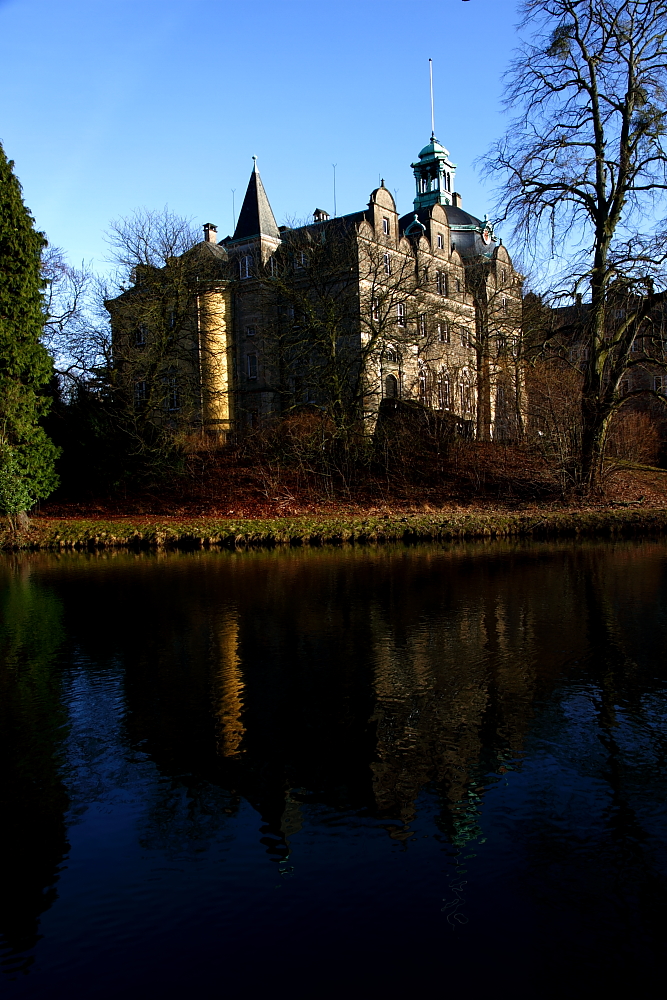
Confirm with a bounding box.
[576,292,582,307]
[313,208,330,222]
[203,222,218,244]
[452,192,462,209]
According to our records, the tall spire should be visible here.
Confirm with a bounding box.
[231,158,280,242]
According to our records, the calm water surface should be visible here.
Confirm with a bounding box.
[1,540,666,998]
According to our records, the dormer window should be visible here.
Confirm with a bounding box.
[240,255,252,279]
[382,217,390,236]
[437,233,443,250]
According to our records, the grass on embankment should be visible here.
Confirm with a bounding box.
[3,507,667,551]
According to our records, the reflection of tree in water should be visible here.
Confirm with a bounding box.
[0,559,68,975]
[510,545,667,986]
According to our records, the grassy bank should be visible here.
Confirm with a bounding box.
[3,507,667,551]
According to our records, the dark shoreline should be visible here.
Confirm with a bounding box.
[2,507,667,551]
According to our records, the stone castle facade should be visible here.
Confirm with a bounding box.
[108,135,524,441]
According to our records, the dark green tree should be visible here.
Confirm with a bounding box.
[0,142,59,509]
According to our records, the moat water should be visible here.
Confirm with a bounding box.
[1,540,666,998]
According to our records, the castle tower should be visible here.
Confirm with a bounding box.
[230,157,280,244]
[411,135,457,210]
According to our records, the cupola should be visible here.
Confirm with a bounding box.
[411,134,457,211]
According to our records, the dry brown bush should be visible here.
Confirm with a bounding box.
[606,408,661,465]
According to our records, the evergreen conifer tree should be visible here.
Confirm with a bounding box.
[0,142,59,509]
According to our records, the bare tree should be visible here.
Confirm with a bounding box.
[490,0,667,492]
[105,206,200,277]
[102,209,225,472]
[40,246,107,389]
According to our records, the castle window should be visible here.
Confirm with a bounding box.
[437,322,449,344]
[246,325,256,337]
[621,379,630,395]
[384,346,397,363]
[385,373,398,398]
[163,373,179,411]
[437,372,450,410]
[372,298,380,322]
[383,253,391,275]
[460,328,471,348]
[382,217,390,236]
[419,313,427,337]
[436,271,448,296]
[631,337,641,353]
[437,233,444,250]
[397,302,406,327]
[502,296,508,313]
[247,354,258,379]
[135,324,147,347]
[501,268,507,284]
[134,381,146,407]
[418,367,427,403]
[654,375,664,393]
[455,278,462,293]
[240,255,252,279]
[460,379,472,413]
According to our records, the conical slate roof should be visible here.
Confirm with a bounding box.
[232,164,280,241]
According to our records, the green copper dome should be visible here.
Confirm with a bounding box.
[417,136,449,160]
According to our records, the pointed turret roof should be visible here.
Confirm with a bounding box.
[231,160,280,242]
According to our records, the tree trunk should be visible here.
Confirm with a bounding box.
[579,395,612,494]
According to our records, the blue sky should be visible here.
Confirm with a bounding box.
[0,0,522,270]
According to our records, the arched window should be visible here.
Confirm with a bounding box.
[385,373,398,398]
[460,378,472,413]
[437,371,450,410]
[418,366,427,403]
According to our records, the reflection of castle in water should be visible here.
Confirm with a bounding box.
[5,541,660,926]
[212,610,245,758]
[369,589,535,841]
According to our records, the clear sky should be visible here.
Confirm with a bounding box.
[0,0,522,270]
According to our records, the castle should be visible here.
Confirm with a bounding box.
[107,134,524,441]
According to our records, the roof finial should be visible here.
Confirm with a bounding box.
[381,178,385,188]
[429,58,435,139]
[252,154,257,168]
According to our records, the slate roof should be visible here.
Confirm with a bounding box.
[231,166,280,242]
[444,206,483,229]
